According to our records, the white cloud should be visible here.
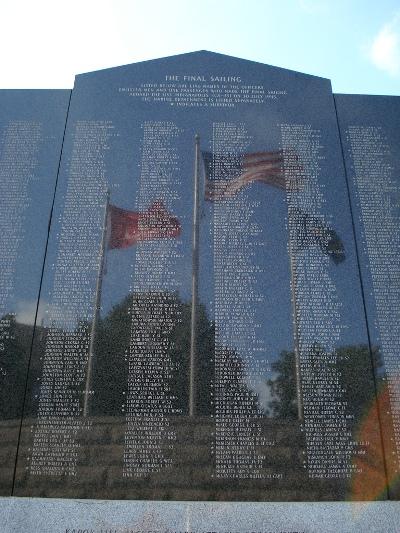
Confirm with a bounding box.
[369,13,400,77]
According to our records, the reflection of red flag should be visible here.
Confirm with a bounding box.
[107,200,181,249]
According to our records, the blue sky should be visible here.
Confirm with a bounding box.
[1,0,399,95]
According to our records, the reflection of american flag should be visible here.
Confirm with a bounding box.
[290,207,345,264]
[203,150,301,200]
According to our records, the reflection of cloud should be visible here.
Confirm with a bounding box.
[15,300,38,326]
[369,13,400,76]
[15,300,59,326]
[250,375,275,414]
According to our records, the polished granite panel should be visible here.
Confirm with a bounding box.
[0,90,71,495]
[335,94,400,499]
[12,53,386,500]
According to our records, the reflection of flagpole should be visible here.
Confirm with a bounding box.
[189,135,200,417]
[287,207,304,421]
[83,189,110,418]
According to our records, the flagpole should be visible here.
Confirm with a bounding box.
[83,189,110,418]
[287,207,304,421]
[189,134,200,417]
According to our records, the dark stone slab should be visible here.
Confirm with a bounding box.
[0,90,71,495]
[13,53,386,500]
[335,93,400,499]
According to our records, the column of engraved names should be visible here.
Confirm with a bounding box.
[29,121,113,476]
[123,121,183,478]
[212,122,271,480]
[0,121,42,382]
[347,125,400,471]
[281,124,358,479]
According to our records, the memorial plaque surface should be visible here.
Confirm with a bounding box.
[335,94,400,499]
[13,52,386,500]
[0,89,71,495]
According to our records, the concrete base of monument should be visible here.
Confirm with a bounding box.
[0,498,399,533]
[4,416,373,501]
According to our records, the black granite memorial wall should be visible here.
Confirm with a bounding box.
[0,90,71,495]
[0,53,398,502]
[335,94,400,500]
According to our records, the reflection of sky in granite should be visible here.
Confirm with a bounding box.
[335,94,400,374]
[36,54,370,385]
[1,90,70,322]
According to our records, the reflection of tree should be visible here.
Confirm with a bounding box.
[268,344,383,422]
[0,296,265,420]
[91,292,262,417]
[0,314,39,419]
[336,344,383,421]
[91,293,217,416]
[267,350,298,419]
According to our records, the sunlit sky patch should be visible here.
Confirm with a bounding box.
[0,0,399,94]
